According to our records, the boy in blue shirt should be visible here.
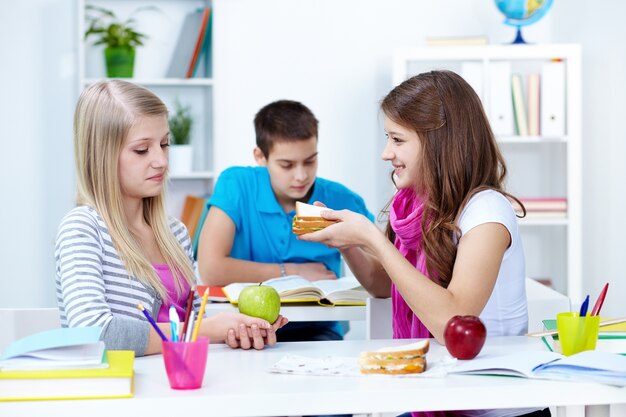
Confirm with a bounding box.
[197,100,374,341]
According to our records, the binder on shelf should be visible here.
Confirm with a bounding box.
[461,61,484,103]
[488,62,514,136]
[166,8,209,78]
[511,74,528,136]
[527,73,540,136]
[540,60,566,137]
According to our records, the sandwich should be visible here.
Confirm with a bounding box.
[358,340,429,375]
[292,201,338,235]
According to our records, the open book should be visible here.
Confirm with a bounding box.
[223,276,369,306]
[450,350,626,386]
[0,327,105,371]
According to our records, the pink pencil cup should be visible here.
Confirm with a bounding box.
[162,336,209,390]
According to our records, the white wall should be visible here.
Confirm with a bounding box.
[0,1,75,308]
[551,0,626,319]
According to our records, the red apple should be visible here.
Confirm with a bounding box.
[444,315,486,359]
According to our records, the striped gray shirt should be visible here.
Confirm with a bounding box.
[55,205,199,356]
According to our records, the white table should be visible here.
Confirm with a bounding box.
[2,336,625,417]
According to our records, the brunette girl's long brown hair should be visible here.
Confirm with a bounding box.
[381,70,524,288]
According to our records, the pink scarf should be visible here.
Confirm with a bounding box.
[389,188,432,340]
[391,189,451,417]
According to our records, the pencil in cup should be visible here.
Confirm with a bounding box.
[162,336,210,390]
[137,303,168,342]
[191,287,210,342]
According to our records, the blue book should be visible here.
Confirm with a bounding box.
[0,327,105,370]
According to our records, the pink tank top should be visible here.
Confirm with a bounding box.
[154,264,191,323]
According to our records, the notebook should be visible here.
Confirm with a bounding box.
[0,350,134,401]
[450,349,626,386]
[0,327,105,370]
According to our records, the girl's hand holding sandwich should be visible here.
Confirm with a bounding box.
[298,208,381,251]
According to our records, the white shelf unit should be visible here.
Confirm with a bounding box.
[76,0,214,218]
[392,44,582,303]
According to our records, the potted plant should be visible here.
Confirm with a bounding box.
[168,100,194,174]
[84,5,153,78]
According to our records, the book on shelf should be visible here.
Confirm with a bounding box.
[223,275,369,306]
[518,197,568,211]
[511,74,529,136]
[450,349,626,386]
[0,350,134,401]
[180,195,207,240]
[540,60,566,137]
[166,7,210,78]
[425,36,488,46]
[192,6,213,78]
[192,198,211,259]
[515,198,568,217]
[186,7,211,78]
[0,327,105,371]
[196,285,229,303]
[519,211,567,219]
[461,61,484,102]
[527,73,540,136]
[541,319,626,355]
[488,62,515,136]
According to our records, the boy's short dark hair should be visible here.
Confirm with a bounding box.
[254,100,318,157]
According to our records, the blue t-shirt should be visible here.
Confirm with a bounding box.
[208,166,374,340]
[209,166,374,277]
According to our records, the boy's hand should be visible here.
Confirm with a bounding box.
[288,262,337,281]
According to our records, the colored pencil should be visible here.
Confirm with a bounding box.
[137,303,168,342]
[191,288,209,342]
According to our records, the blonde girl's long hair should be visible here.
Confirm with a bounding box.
[73,80,195,300]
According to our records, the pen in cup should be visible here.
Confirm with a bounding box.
[179,287,195,341]
[579,294,590,316]
[138,303,169,342]
[590,282,609,316]
[185,311,196,343]
[169,305,180,342]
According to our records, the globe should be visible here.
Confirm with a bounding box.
[494,0,554,44]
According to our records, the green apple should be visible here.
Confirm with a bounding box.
[238,284,281,324]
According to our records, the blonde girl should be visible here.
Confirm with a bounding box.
[56,80,287,356]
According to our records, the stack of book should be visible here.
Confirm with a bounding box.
[515,197,567,219]
[460,60,566,138]
[0,327,134,401]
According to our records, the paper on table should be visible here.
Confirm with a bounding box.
[269,353,456,378]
